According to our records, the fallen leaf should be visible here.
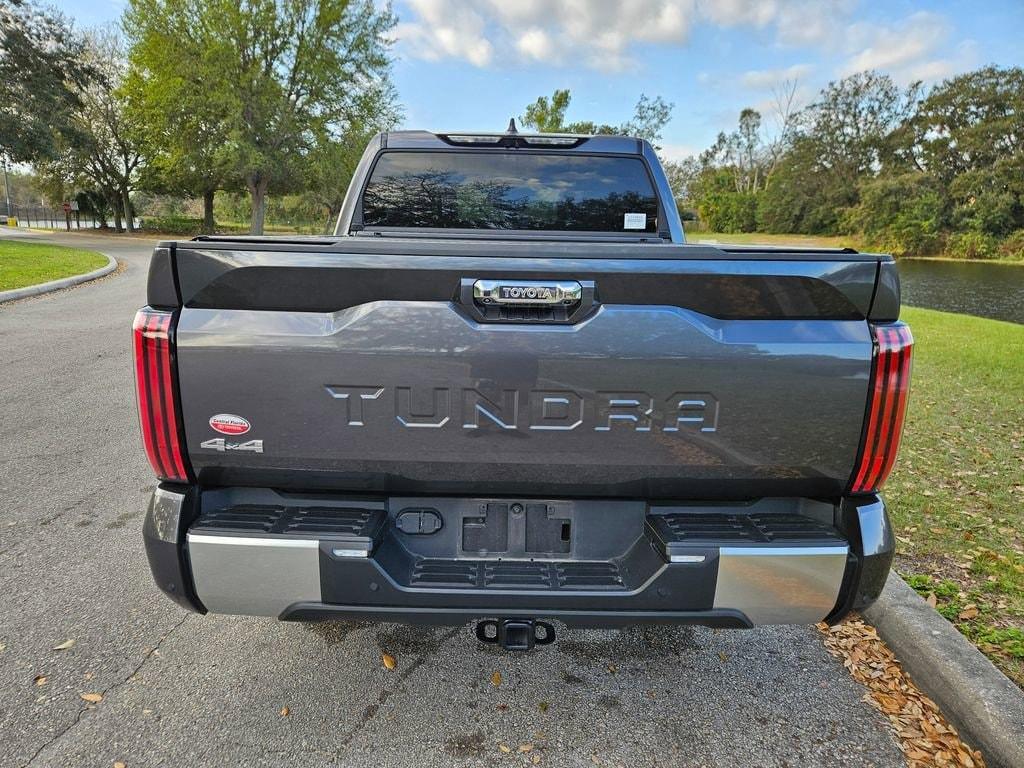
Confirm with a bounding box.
[538,701,549,713]
[718,652,729,662]
[80,693,103,703]
[606,663,617,674]
[518,744,534,753]
[532,755,541,765]
[53,639,75,651]
[490,670,502,687]
[381,653,396,670]
[34,675,47,686]
[958,605,979,621]
[279,706,290,717]
[495,703,508,711]
[498,744,511,753]
[114,762,126,768]
[819,618,987,768]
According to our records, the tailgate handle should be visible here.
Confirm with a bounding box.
[460,278,596,324]
[473,279,582,306]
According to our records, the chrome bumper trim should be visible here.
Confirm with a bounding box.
[713,545,849,624]
[187,533,321,616]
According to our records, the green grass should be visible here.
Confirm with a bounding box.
[0,240,108,292]
[888,307,1024,685]
[687,231,865,249]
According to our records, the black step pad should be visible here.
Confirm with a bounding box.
[194,504,386,547]
[647,511,845,559]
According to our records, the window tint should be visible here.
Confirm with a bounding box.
[360,151,659,232]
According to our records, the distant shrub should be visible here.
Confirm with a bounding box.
[946,231,999,260]
[998,230,1024,260]
[138,215,205,235]
[845,173,945,257]
[699,190,759,233]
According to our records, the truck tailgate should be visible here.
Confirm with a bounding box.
[167,240,889,500]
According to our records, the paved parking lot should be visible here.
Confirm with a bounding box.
[0,230,906,767]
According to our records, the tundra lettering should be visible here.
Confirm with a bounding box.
[325,386,718,433]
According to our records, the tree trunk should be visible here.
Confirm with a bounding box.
[202,188,216,233]
[324,204,340,235]
[112,191,123,233]
[247,175,269,235]
[121,187,134,233]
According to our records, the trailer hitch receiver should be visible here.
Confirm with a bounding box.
[475,618,556,651]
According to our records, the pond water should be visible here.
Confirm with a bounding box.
[898,259,1024,325]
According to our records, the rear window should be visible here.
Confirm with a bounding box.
[360,151,659,232]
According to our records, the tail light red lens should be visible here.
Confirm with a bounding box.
[849,323,914,494]
[133,308,190,482]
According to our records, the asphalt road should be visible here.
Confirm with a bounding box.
[0,229,906,767]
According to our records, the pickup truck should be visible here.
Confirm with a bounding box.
[136,128,911,650]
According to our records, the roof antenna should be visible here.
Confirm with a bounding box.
[506,118,518,134]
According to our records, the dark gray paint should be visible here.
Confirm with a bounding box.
[175,301,872,498]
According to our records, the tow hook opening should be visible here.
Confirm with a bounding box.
[475,618,556,651]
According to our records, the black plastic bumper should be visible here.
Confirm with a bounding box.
[142,485,895,626]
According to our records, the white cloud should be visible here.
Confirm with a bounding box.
[516,28,556,63]
[396,0,696,72]
[395,0,974,86]
[658,141,700,162]
[838,11,975,84]
[740,63,813,89]
[841,12,946,76]
[395,0,494,67]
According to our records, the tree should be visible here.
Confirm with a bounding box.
[911,66,1024,237]
[522,89,571,133]
[756,72,920,234]
[76,30,142,232]
[801,72,920,189]
[33,28,142,232]
[520,90,674,149]
[124,0,397,234]
[0,0,94,163]
[304,82,400,232]
[123,0,238,233]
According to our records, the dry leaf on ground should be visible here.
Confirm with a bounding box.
[490,670,502,686]
[381,652,396,670]
[80,693,103,703]
[34,675,47,686]
[498,743,511,753]
[53,639,75,651]
[818,618,985,768]
[279,706,290,717]
[518,743,534,753]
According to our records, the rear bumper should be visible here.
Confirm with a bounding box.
[143,487,893,628]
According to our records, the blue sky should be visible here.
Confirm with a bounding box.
[55,0,1024,160]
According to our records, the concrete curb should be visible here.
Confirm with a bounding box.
[0,253,117,304]
[864,572,1024,768]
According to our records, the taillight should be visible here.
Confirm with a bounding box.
[133,307,190,482]
[849,323,913,494]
